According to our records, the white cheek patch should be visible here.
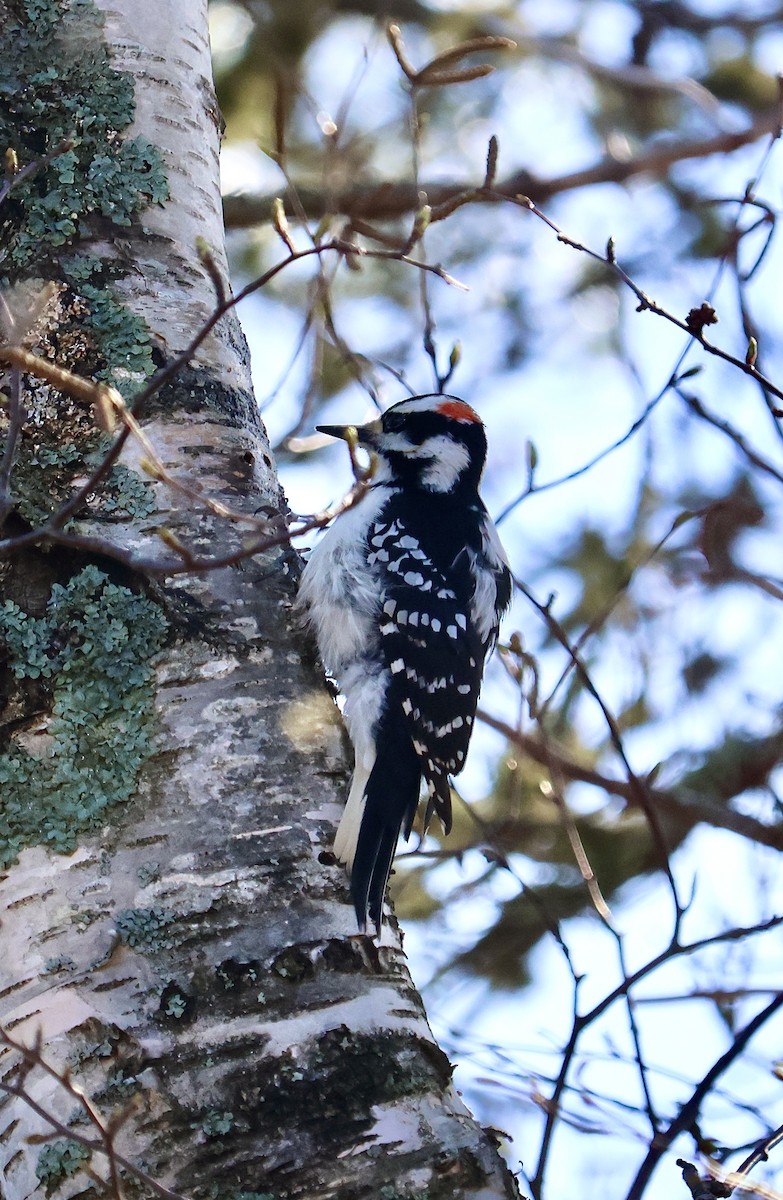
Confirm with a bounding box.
[418,435,471,492]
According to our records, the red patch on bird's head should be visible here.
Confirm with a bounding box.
[435,399,481,424]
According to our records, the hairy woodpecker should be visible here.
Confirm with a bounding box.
[299,394,511,930]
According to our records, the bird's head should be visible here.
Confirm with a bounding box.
[317,394,488,493]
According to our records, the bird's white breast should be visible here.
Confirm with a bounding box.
[299,485,393,678]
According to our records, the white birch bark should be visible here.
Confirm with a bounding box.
[0,3,519,1198]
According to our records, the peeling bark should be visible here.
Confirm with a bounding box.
[0,3,520,1198]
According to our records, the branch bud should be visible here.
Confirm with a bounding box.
[271,197,295,254]
[405,204,431,251]
[196,236,226,304]
[387,23,415,80]
[139,456,164,480]
[484,135,499,188]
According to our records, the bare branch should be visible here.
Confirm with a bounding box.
[625,993,783,1200]
[223,111,782,228]
[0,1025,190,1200]
[477,711,783,854]
[518,197,783,405]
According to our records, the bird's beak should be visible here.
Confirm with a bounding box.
[316,419,382,447]
[316,423,355,442]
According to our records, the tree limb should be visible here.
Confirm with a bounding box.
[223,109,782,228]
[477,711,783,853]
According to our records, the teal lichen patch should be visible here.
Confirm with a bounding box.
[0,0,169,272]
[137,859,161,886]
[0,565,167,867]
[79,282,157,393]
[115,906,177,951]
[163,991,188,1018]
[59,258,159,396]
[35,1138,90,1192]
[11,437,86,527]
[84,436,157,518]
[1,0,167,416]
[8,414,156,527]
[200,1110,234,1138]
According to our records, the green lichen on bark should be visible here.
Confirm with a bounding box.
[115,906,178,951]
[0,0,168,270]
[10,426,156,526]
[60,255,159,394]
[0,0,169,394]
[201,1110,235,1138]
[35,1138,90,1193]
[0,564,167,867]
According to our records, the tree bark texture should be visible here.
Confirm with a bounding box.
[0,3,520,1198]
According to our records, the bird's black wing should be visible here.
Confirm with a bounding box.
[367,512,485,834]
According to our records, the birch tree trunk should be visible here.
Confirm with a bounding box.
[0,2,519,1197]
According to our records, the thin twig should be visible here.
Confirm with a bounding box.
[736,1123,783,1180]
[0,238,462,568]
[512,574,683,923]
[0,1025,189,1200]
[676,388,783,485]
[476,711,783,852]
[0,138,74,208]
[625,993,783,1200]
[516,196,783,405]
[528,916,783,1198]
[0,367,23,525]
[494,384,669,523]
[535,506,705,724]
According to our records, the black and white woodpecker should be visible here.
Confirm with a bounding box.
[299,394,512,931]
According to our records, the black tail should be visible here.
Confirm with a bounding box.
[351,710,421,931]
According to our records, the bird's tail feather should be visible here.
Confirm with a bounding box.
[350,712,420,930]
[334,759,371,869]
